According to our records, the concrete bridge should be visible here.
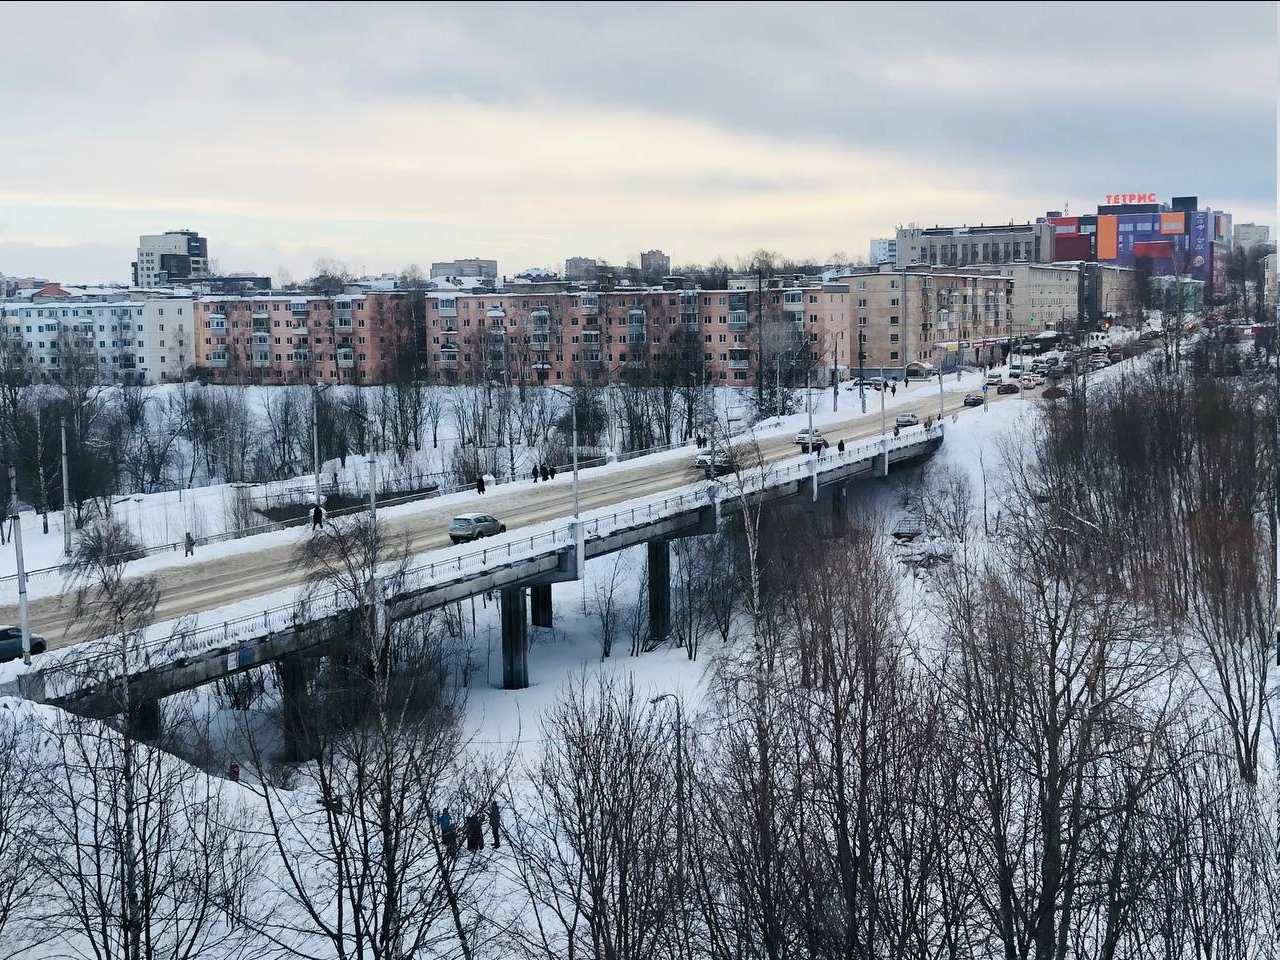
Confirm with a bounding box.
[4,424,945,752]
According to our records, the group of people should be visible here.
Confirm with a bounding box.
[530,463,557,483]
[438,801,502,859]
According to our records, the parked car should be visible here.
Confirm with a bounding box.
[0,626,46,663]
[449,513,506,543]
[1089,357,1110,370]
[1019,375,1040,389]
[996,382,1020,395]
[984,373,1004,386]
[962,393,984,407]
[895,413,920,427]
[795,428,827,451]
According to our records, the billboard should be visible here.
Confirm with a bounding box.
[1160,213,1186,234]
[1189,212,1211,280]
[1097,216,1119,260]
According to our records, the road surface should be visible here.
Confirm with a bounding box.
[5,387,1010,649]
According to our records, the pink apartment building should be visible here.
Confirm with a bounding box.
[195,293,408,383]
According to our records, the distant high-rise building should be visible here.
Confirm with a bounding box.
[133,229,209,287]
[564,256,599,282]
[639,249,671,279]
[1233,222,1270,249]
[869,237,897,264]
[430,258,497,280]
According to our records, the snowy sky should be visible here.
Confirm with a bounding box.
[1,1,1275,284]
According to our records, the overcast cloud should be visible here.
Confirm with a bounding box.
[0,1,1274,283]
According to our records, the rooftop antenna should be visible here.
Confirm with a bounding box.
[1064,201,1069,216]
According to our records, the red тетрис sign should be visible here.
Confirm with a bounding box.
[1105,193,1157,204]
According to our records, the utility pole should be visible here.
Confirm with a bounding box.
[311,384,321,508]
[60,417,72,556]
[367,411,377,530]
[9,467,30,665]
[858,334,866,414]
[938,366,945,421]
[807,367,817,502]
[831,345,838,413]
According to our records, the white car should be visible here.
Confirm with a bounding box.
[895,413,919,427]
[984,373,1003,386]
[795,428,827,450]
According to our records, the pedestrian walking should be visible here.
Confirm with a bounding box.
[531,466,538,483]
[311,504,324,530]
[488,799,501,848]
[891,382,897,397]
[549,464,556,479]
[893,425,900,438]
[465,814,484,853]
[184,531,195,557]
[540,465,549,482]
[439,809,458,859]
[837,438,845,454]
[476,476,486,496]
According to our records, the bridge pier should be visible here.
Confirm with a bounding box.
[648,539,670,643]
[126,698,162,741]
[530,583,553,629]
[501,587,529,689]
[280,654,318,762]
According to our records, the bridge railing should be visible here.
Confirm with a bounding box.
[26,423,944,697]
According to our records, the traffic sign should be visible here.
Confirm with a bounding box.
[981,383,988,393]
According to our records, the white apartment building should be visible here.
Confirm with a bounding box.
[1233,222,1270,250]
[132,230,209,287]
[0,298,193,384]
[995,262,1081,332]
[869,237,897,264]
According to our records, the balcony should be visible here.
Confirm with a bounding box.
[584,352,602,368]
[292,322,309,335]
[531,335,551,353]
[334,312,354,332]
[729,310,748,330]
[625,359,647,369]
[529,309,551,329]
[436,303,458,318]
[729,359,750,370]
[252,311,269,321]
[680,312,700,332]
[207,313,227,332]
[252,353,271,368]
[627,309,646,325]
[252,317,269,333]
[209,355,229,369]
[441,323,458,334]
[579,296,598,316]
[487,307,506,319]
[627,331,646,345]
[252,331,270,345]
[439,354,459,369]
[336,349,355,369]
[292,351,311,365]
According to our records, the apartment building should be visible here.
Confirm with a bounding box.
[896,221,1054,268]
[420,284,855,387]
[132,229,209,287]
[869,237,897,264]
[195,292,407,384]
[0,297,193,384]
[836,269,1015,375]
[981,262,1081,333]
[1232,222,1269,250]
[429,259,498,280]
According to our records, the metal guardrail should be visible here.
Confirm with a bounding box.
[30,424,942,692]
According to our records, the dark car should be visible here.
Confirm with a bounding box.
[702,451,737,478]
[962,393,984,407]
[996,382,1020,395]
[0,626,46,663]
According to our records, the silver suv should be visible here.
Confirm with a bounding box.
[449,513,507,544]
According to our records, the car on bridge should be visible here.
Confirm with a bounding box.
[795,428,828,451]
[700,450,738,478]
[963,393,984,407]
[449,513,507,544]
[0,626,45,663]
[895,413,920,427]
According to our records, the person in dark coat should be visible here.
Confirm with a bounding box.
[184,532,195,557]
[893,425,900,438]
[531,465,538,483]
[465,814,484,853]
[891,382,897,397]
[540,465,549,482]
[837,438,845,454]
[311,504,323,530]
[439,809,458,859]
[488,799,501,848]
[549,464,556,479]
[476,476,486,495]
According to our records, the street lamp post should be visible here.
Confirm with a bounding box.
[650,694,685,952]
[8,466,30,665]
[60,417,72,556]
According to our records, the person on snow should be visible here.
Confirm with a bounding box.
[465,814,484,853]
[837,438,845,454]
[540,465,550,482]
[311,504,324,531]
[531,465,539,483]
[891,382,897,397]
[549,464,556,480]
[488,799,501,848]
[184,531,195,557]
[439,809,458,859]
[893,425,900,438]
[476,475,486,495]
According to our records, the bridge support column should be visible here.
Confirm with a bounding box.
[501,587,529,690]
[878,444,889,477]
[832,481,847,515]
[126,697,162,741]
[280,654,318,762]
[648,539,670,643]
[530,583,553,629]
